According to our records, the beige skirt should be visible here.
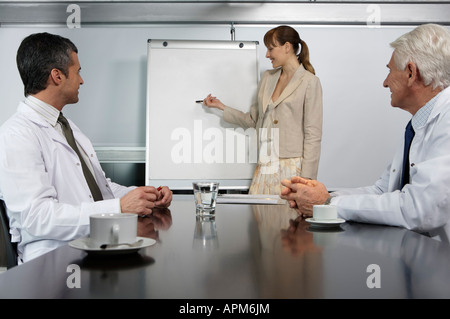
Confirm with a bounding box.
[249,157,302,195]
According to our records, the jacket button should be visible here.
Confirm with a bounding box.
[273,120,278,124]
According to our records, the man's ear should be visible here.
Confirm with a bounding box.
[406,62,419,86]
[49,68,64,85]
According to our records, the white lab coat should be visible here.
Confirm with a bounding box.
[0,101,135,262]
[332,86,450,242]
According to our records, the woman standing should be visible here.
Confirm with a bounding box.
[202,26,323,195]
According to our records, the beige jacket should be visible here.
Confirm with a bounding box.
[223,64,323,179]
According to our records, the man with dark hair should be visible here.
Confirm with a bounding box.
[0,32,172,263]
[16,32,79,96]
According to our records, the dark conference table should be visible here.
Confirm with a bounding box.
[1,194,450,301]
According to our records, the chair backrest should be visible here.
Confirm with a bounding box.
[0,200,17,269]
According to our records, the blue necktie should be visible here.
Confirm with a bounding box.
[401,120,415,188]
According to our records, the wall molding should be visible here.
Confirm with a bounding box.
[0,2,449,26]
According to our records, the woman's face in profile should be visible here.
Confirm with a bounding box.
[265,41,289,68]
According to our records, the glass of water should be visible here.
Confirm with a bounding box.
[192,181,220,215]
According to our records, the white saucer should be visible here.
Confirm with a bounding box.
[69,236,156,255]
[305,218,345,228]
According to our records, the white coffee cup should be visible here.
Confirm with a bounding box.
[313,205,337,220]
[89,213,137,247]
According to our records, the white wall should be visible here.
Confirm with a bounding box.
[0,23,447,189]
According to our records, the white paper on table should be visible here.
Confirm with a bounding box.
[216,194,286,205]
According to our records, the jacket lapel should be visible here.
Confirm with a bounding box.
[262,69,281,114]
[272,64,307,108]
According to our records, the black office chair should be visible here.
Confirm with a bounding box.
[0,199,17,269]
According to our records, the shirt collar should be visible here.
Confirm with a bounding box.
[411,91,442,131]
[24,95,60,127]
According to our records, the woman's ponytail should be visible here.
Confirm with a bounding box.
[298,39,315,75]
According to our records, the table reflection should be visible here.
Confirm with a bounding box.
[252,204,330,298]
[138,207,173,242]
[337,222,450,298]
[193,215,219,251]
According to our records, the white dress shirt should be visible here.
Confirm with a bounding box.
[0,98,135,262]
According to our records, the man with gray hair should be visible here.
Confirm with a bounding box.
[281,24,450,242]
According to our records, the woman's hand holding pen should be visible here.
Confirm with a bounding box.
[201,94,226,111]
